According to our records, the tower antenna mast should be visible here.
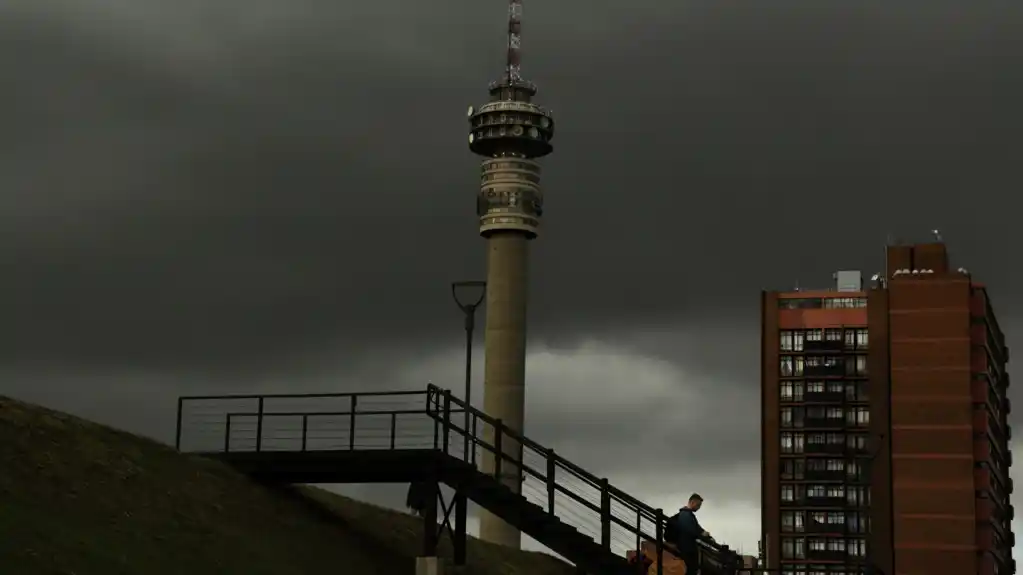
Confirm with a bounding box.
[505,0,524,84]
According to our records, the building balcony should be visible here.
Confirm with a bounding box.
[804,390,845,403]
[804,469,845,481]
[806,521,844,535]
[805,495,846,507]
[804,340,845,352]
[804,417,845,429]
[807,549,847,562]
[805,443,845,455]
[805,365,845,377]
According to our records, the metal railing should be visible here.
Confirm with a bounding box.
[422,384,742,574]
[174,385,745,574]
[175,389,441,454]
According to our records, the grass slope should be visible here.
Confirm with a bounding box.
[0,395,576,575]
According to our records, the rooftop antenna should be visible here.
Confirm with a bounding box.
[505,0,524,85]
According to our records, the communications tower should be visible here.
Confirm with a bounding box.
[467,0,555,549]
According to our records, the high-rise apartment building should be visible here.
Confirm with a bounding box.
[760,242,1014,575]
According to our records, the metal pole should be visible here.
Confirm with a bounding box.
[463,306,474,461]
[451,280,486,464]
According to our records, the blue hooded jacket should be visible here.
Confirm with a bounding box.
[670,507,704,554]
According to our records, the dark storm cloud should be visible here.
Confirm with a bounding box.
[3,0,1022,374]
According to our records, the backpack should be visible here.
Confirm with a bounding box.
[664,512,680,543]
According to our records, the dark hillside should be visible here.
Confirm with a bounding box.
[0,395,574,575]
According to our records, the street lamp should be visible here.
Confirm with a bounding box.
[451,280,486,461]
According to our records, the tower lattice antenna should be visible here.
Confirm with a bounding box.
[505,0,523,83]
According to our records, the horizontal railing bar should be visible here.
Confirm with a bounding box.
[552,481,602,514]
[223,409,434,418]
[180,390,428,401]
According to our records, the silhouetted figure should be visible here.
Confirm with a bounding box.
[406,481,431,516]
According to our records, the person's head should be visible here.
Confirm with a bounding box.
[686,493,704,512]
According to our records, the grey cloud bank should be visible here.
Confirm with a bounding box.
[2,0,1022,556]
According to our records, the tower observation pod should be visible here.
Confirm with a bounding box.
[467,0,555,550]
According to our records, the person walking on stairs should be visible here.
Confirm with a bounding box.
[665,493,714,575]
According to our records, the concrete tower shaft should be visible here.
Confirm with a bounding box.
[466,0,555,550]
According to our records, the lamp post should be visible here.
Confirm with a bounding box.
[451,280,486,461]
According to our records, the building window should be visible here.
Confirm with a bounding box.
[781,330,794,351]
[781,485,795,502]
[844,329,856,349]
[781,458,805,480]
[793,330,805,351]
[846,407,870,427]
[847,538,867,557]
[807,485,826,498]
[824,297,867,309]
[845,381,869,401]
[781,407,805,428]
[781,357,793,376]
[806,329,822,342]
[846,460,865,480]
[846,487,870,506]
[847,512,869,533]
[846,355,868,376]
[826,459,844,471]
[825,328,842,342]
[807,381,824,393]
[826,433,844,445]
[826,407,843,421]
[781,432,805,454]
[780,298,824,310]
[856,329,868,348]
[808,538,826,552]
[826,486,844,498]
[781,510,806,533]
[781,537,806,559]
[781,381,805,402]
[847,434,869,451]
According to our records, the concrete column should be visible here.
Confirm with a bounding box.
[478,231,529,549]
[415,556,443,575]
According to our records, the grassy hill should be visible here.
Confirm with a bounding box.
[0,394,576,575]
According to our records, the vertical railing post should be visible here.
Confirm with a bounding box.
[255,397,264,452]
[442,389,452,454]
[390,412,397,449]
[301,415,308,451]
[224,414,232,453]
[349,395,358,450]
[493,419,504,480]
[471,414,479,466]
[600,478,611,550]
[654,508,664,575]
[546,449,557,514]
[635,509,642,554]
[174,397,184,450]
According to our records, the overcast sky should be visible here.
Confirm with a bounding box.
[3,0,1022,559]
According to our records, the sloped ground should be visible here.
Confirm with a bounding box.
[0,395,576,575]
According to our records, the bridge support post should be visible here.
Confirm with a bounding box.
[453,490,468,565]
[415,556,443,575]
[421,480,440,557]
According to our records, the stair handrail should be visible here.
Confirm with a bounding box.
[424,384,737,565]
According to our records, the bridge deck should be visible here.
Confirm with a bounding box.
[206,448,447,483]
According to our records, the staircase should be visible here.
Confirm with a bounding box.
[174,385,742,575]
[422,385,741,575]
